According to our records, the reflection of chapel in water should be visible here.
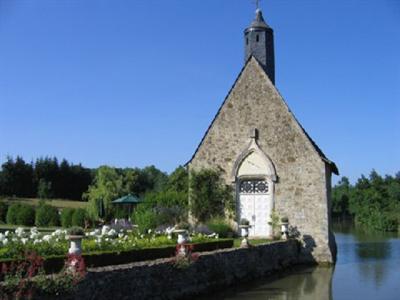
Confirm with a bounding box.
[188,7,338,263]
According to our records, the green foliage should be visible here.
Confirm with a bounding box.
[84,165,169,221]
[240,218,249,226]
[60,208,75,228]
[0,202,8,223]
[165,166,188,197]
[6,203,35,226]
[332,170,400,232]
[67,226,84,236]
[17,204,35,226]
[132,205,159,232]
[189,169,233,222]
[37,178,53,199]
[72,208,87,227]
[6,203,20,224]
[0,155,92,200]
[206,217,235,238]
[268,209,281,238]
[0,156,34,197]
[84,166,125,220]
[35,203,60,227]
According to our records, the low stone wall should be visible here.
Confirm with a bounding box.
[63,240,300,300]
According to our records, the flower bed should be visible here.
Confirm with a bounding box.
[0,226,233,274]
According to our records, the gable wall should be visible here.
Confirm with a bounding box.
[189,58,335,263]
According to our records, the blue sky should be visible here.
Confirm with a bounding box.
[0,0,399,183]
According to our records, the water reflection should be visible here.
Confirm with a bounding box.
[197,267,334,300]
[201,223,400,300]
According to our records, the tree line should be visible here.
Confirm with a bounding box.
[0,156,93,200]
[332,170,400,231]
[0,156,172,202]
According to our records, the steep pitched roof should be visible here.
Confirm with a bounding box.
[187,56,339,175]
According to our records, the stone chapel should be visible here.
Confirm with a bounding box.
[187,8,339,263]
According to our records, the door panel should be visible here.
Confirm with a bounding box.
[239,179,272,237]
[239,194,255,236]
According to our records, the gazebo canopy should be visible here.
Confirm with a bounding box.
[112,194,141,204]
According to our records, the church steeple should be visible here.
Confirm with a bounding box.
[244,8,275,84]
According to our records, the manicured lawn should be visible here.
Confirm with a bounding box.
[0,197,87,209]
[233,238,273,248]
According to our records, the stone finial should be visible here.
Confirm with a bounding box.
[250,128,259,140]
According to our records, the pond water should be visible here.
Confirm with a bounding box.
[201,223,400,300]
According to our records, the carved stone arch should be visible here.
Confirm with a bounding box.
[231,138,277,182]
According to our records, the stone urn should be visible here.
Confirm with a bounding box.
[173,229,188,255]
[67,235,84,255]
[281,217,289,240]
[239,225,251,248]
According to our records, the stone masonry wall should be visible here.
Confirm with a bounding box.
[59,240,300,300]
[189,57,336,263]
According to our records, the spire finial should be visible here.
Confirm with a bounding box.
[253,0,261,10]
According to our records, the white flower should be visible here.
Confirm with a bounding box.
[101,225,110,235]
[43,235,52,242]
[15,227,24,237]
[33,239,42,244]
[107,229,117,236]
[118,233,124,238]
[21,238,28,244]
[0,233,4,241]
[30,232,39,239]
[2,239,8,245]
[4,231,9,236]
[30,227,38,233]
[148,229,152,234]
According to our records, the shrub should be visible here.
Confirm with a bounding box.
[132,205,159,232]
[189,169,233,222]
[0,202,8,223]
[61,208,75,228]
[6,203,20,224]
[67,226,84,236]
[176,221,190,231]
[35,203,60,227]
[16,204,35,226]
[206,217,235,238]
[72,208,87,227]
[240,218,250,226]
[6,203,35,226]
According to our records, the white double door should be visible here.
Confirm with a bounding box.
[239,180,272,237]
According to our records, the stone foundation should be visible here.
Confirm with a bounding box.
[60,240,302,300]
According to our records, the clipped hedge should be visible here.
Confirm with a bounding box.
[0,202,8,223]
[35,204,60,227]
[0,239,234,275]
[72,208,87,227]
[6,203,35,226]
[60,208,75,228]
[6,203,20,224]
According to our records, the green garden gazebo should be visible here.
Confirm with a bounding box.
[112,194,142,217]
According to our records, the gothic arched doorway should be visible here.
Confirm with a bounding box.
[232,136,277,238]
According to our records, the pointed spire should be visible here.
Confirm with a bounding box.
[248,8,270,30]
[244,7,275,84]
